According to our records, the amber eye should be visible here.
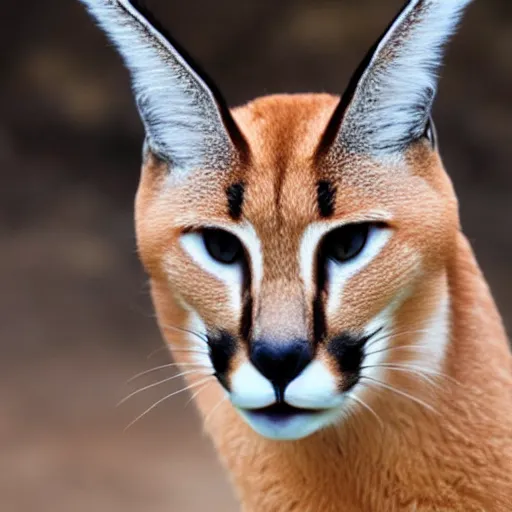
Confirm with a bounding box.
[202,229,243,264]
[323,223,370,263]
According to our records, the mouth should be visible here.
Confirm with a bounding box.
[247,402,324,422]
[237,402,341,441]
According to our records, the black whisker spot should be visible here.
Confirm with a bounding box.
[327,333,366,391]
[208,331,237,390]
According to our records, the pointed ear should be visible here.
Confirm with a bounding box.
[319,0,473,158]
[80,0,247,174]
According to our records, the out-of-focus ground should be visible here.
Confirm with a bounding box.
[1,1,511,511]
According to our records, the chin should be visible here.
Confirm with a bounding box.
[235,403,343,441]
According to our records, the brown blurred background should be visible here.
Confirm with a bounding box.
[1,1,511,511]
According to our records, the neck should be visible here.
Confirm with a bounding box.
[191,234,512,511]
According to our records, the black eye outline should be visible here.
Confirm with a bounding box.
[202,228,244,265]
[322,223,372,263]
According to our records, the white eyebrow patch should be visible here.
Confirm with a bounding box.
[326,227,392,316]
[180,232,243,310]
[179,221,263,312]
[299,223,328,298]
[227,222,264,293]
[298,219,392,313]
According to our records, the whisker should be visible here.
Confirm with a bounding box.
[365,328,430,351]
[347,394,383,429]
[372,324,431,342]
[364,344,433,358]
[147,343,209,360]
[359,376,439,415]
[118,369,211,406]
[146,345,169,360]
[361,364,441,388]
[204,395,229,426]
[160,323,208,343]
[127,362,211,383]
[171,348,210,355]
[124,376,215,431]
[185,380,214,407]
[364,362,459,385]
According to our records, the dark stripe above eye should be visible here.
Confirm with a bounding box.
[317,181,336,218]
[227,182,245,220]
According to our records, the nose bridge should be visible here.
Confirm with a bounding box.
[253,278,308,341]
[247,170,313,343]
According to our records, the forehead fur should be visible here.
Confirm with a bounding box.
[232,94,339,168]
[136,93,458,278]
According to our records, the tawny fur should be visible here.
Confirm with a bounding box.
[137,95,512,511]
[78,0,512,508]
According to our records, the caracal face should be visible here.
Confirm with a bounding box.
[81,0,471,440]
[136,92,458,440]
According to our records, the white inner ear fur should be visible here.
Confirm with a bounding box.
[339,0,473,155]
[80,0,235,175]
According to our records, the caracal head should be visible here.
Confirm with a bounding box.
[82,0,471,440]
